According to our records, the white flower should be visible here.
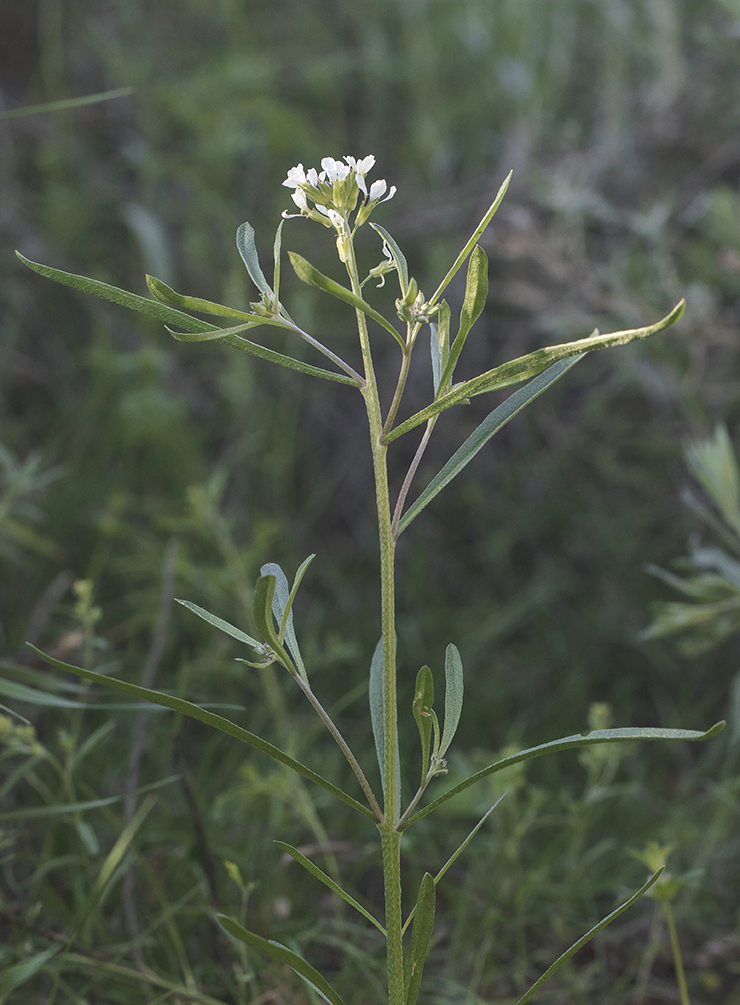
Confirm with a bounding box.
[321,157,350,184]
[282,153,395,227]
[291,189,309,211]
[345,154,375,176]
[283,163,307,189]
[306,167,319,187]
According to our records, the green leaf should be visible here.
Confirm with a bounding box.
[369,223,410,294]
[0,774,178,821]
[404,873,436,1005]
[236,222,273,297]
[369,637,401,815]
[397,357,583,533]
[288,251,405,348]
[429,171,511,307]
[146,275,255,321]
[437,245,488,393]
[428,301,451,396]
[260,561,308,682]
[685,424,740,537]
[176,599,260,648]
[281,554,315,643]
[439,644,463,758]
[0,675,241,712]
[0,86,133,121]
[275,841,386,935]
[167,321,357,385]
[386,302,685,442]
[515,868,664,1005]
[273,219,285,306]
[412,666,434,785]
[403,721,725,828]
[0,946,60,996]
[16,252,218,333]
[252,575,294,670]
[217,914,347,1005]
[26,644,375,820]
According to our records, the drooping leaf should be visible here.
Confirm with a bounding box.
[236,222,273,297]
[260,562,307,682]
[429,171,511,307]
[146,275,255,320]
[252,575,294,670]
[397,357,582,534]
[369,637,401,815]
[275,841,386,935]
[386,302,685,442]
[288,252,405,347]
[176,599,260,648]
[217,915,347,1005]
[402,721,724,828]
[26,645,375,819]
[437,245,488,393]
[404,873,436,1005]
[369,223,410,294]
[412,666,434,785]
[439,644,463,758]
[515,869,664,1005]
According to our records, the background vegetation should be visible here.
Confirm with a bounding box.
[1,1,739,1001]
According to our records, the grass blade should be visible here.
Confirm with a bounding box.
[404,873,436,1005]
[0,87,133,120]
[0,775,179,821]
[217,914,347,1005]
[515,868,665,1004]
[26,644,375,820]
[275,841,386,935]
[0,946,60,996]
[403,722,725,828]
[289,252,405,347]
[397,357,582,533]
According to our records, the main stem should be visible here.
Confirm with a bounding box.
[344,233,405,1005]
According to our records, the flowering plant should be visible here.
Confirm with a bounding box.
[18,157,723,1004]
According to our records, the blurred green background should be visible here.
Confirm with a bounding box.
[1,1,739,1002]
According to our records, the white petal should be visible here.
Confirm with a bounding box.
[335,163,350,181]
[356,173,368,196]
[315,204,331,217]
[283,164,306,188]
[306,167,318,187]
[343,156,357,170]
[291,190,309,211]
[321,157,340,183]
[380,185,397,203]
[369,179,387,200]
[356,155,375,175]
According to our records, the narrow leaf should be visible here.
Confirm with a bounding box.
[236,222,273,297]
[398,357,582,533]
[439,644,463,758]
[429,323,441,395]
[217,915,347,1005]
[16,253,218,333]
[92,795,155,899]
[437,245,488,393]
[273,219,285,305]
[412,666,434,785]
[146,275,255,321]
[168,322,356,385]
[252,575,294,670]
[369,223,410,293]
[0,774,178,822]
[429,171,511,307]
[0,947,60,996]
[0,86,133,121]
[26,645,375,819]
[176,599,260,648]
[288,252,405,347]
[261,562,307,682]
[369,637,401,815]
[515,868,664,1005]
[275,841,386,935]
[387,302,685,442]
[403,721,724,828]
[404,873,436,1005]
[281,554,316,642]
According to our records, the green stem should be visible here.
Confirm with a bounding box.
[663,900,690,1005]
[344,224,405,1005]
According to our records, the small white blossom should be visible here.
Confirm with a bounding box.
[282,154,395,227]
[283,164,306,189]
[291,189,309,211]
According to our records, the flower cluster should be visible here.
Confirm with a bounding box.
[282,155,396,229]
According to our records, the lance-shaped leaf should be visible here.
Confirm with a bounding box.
[176,599,261,648]
[398,356,583,534]
[146,275,256,321]
[386,302,685,442]
[273,219,285,306]
[515,868,664,1005]
[404,873,436,1005]
[168,321,357,385]
[27,644,375,819]
[252,575,294,671]
[218,915,347,1005]
[0,947,60,998]
[369,637,401,816]
[439,644,463,758]
[275,841,386,935]
[289,252,405,348]
[429,301,451,396]
[429,171,511,308]
[260,561,308,682]
[402,721,724,828]
[369,223,410,294]
[16,252,219,333]
[236,222,273,298]
[412,666,435,785]
[437,245,488,394]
